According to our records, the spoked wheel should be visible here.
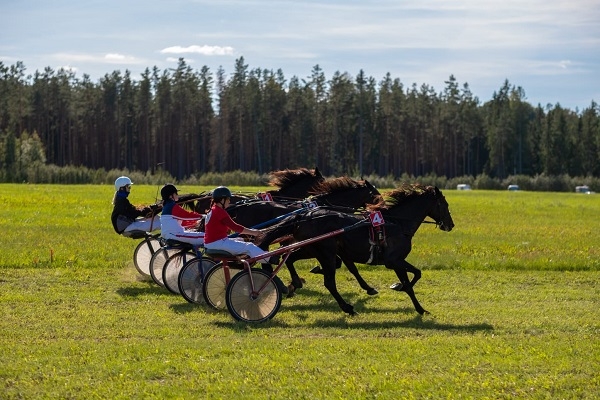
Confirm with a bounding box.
[133,236,161,277]
[202,263,243,310]
[150,247,180,287]
[225,269,282,323]
[178,257,217,304]
[163,251,196,294]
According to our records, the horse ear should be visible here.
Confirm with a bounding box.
[314,167,323,178]
[365,179,380,195]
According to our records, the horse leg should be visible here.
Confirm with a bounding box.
[390,259,422,291]
[314,245,356,316]
[284,260,306,298]
[404,260,422,287]
[339,257,378,296]
[388,260,428,315]
[310,256,342,274]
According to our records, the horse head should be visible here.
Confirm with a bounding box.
[430,187,454,232]
[363,179,382,204]
[374,184,453,232]
[309,176,381,209]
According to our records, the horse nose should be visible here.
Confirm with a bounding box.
[441,221,454,232]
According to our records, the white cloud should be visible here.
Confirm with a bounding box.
[104,53,139,64]
[558,60,572,69]
[160,45,235,56]
[51,52,143,65]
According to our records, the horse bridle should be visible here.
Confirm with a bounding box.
[420,190,449,230]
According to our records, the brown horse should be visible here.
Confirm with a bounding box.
[259,184,454,316]
[192,167,325,214]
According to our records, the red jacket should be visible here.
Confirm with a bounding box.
[204,205,244,244]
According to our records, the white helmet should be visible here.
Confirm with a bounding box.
[115,176,133,191]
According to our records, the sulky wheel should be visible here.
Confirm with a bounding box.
[178,257,217,304]
[202,263,243,310]
[225,269,282,323]
[162,250,196,294]
[149,247,180,287]
[133,236,161,277]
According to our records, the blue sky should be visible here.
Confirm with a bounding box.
[2,0,599,111]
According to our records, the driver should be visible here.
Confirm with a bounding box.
[204,186,287,294]
[159,183,205,247]
[111,176,160,236]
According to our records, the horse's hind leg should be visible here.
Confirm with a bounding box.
[284,260,305,297]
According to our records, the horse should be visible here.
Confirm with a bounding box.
[259,184,454,316]
[226,176,381,227]
[226,176,382,295]
[266,167,325,201]
[192,167,325,214]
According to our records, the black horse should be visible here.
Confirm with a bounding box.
[227,176,382,295]
[259,184,454,316]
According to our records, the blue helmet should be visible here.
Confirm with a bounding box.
[212,186,232,199]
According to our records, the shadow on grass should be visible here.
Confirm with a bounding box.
[309,315,494,332]
[212,313,494,332]
[116,283,170,297]
[169,301,206,314]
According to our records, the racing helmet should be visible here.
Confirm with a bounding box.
[115,176,133,191]
[212,186,232,199]
[160,183,178,201]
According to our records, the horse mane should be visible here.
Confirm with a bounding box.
[366,184,435,211]
[267,168,320,188]
[309,176,364,194]
[177,193,205,212]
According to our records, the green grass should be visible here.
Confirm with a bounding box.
[0,184,599,399]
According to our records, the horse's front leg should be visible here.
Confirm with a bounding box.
[391,259,421,288]
[403,260,422,288]
[340,257,378,296]
[315,248,356,316]
[388,260,428,315]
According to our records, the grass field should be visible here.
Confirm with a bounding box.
[0,184,598,399]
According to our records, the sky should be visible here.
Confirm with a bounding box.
[1,0,599,111]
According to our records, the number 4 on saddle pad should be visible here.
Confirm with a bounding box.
[258,193,273,201]
[369,211,384,226]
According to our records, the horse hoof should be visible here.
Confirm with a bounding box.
[366,288,379,296]
[389,282,404,291]
[342,305,356,315]
[286,284,296,298]
[291,279,304,289]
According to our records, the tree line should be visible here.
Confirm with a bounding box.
[1,58,599,182]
